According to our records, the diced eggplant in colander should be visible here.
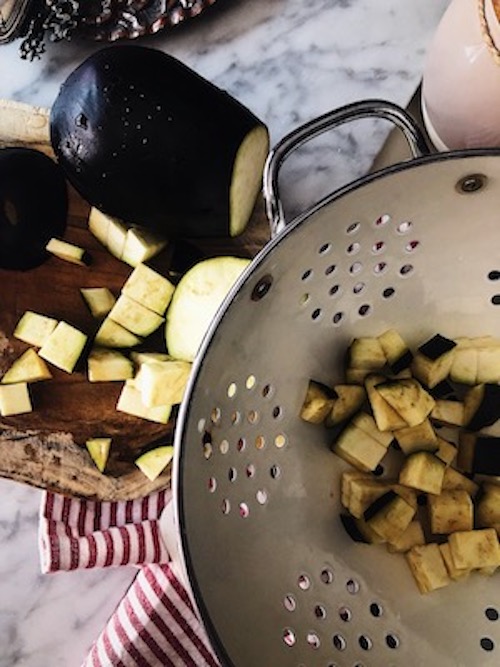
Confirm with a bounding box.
[386,520,425,554]
[50,46,269,239]
[324,384,366,426]
[378,328,413,375]
[398,451,446,495]
[427,489,473,535]
[463,383,500,431]
[393,418,439,456]
[376,378,435,428]
[411,334,457,389]
[476,483,500,531]
[365,374,408,431]
[347,337,386,371]
[405,543,451,594]
[332,422,388,472]
[300,380,336,424]
[457,432,500,476]
[363,490,416,542]
[430,398,465,427]
[448,528,500,571]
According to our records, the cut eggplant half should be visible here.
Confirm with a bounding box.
[50,45,269,239]
[0,148,67,270]
[165,256,250,362]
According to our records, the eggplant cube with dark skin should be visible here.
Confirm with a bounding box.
[476,483,500,532]
[378,328,413,374]
[399,451,446,495]
[341,475,394,519]
[411,334,456,389]
[376,378,435,428]
[300,380,336,424]
[405,543,451,594]
[363,490,416,542]
[463,383,500,431]
[428,489,473,535]
[393,418,438,456]
[458,432,500,477]
[50,45,270,240]
[387,520,425,554]
[347,337,386,371]
[365,374,407,432]
[324,384,366,427]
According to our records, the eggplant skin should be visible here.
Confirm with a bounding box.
[0,148,67,271]
[50,45,269,238]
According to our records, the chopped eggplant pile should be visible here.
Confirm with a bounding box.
[1,222,248,479]
[0,147,67,270]
[301,330,500,594]
[50,45,269,239]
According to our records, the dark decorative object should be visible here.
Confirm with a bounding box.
[0,0,217,59]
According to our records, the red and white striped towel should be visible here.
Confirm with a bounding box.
[39,490,220,667]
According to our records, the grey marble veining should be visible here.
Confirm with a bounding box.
[0,1,448,664]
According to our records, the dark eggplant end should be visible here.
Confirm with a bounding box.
[0,148,68,271]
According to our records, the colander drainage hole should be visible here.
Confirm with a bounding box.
[485,607,499,621]
[480,637,495,652]
[298,574,311,591]
[306,632,320,649]
[314,605,327,620]
[359,635,372,651]
[369,602,383,617]
[339,606,352,622]
[320,568,334,584]
[346,578,360,594]
[385,633,400,649]
[284,594,296,612]
[283,628,296,647]
[239,502,249,518]
[332,634,346,651]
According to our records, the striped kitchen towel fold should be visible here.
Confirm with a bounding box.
[39,490,220,667]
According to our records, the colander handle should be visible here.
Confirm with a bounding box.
[263,99,429,236]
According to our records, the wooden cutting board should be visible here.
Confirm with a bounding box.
[0,100,271,500]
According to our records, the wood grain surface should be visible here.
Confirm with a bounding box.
[0,100,271,500]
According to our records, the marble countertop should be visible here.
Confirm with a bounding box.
[0,1,448,665]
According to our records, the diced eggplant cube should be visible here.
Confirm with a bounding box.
[351,411,394,448]
[108,294,165,338]
[94,318,142,348]
[430,399,465,427]
[300,380,336,424]
[87,348,134,382]
[448,528,500,571]
[13,311,58,347]
[46,237,90,266]
[341,470,372,509]
[405,543,451,594]
[418,334,457,361]
[343,476,394,519]
[325,384,366,427]
[376,378,435,427]
[428,489,473,534]
[1,348,52,384]
[121,263,175,316]
[428,379,456,400]
[387,520,425,554]
[449,347,478,386]
[378,328,413,374]
[347,337,386,371]
[39,321,87,373]
[134,359,191,407]
[476,483,500,531]
[332,424,388,472]
[345,368,371,385]
[121,226,167,268]
[363,490,416,542]
[458,432,500,476]
[81,287,116,318]
[399,451,446,495]
[0,382,32,416]
[441,466,479,497]
[463,384,500,431]
[476,347,500,384]
[116,382,171,424]
[393,418,438,456]
[435,436,458,466]
[439,543,471,581]
[365,375,407,431]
